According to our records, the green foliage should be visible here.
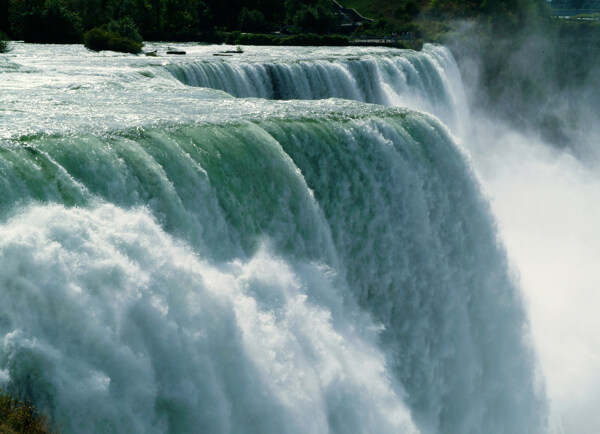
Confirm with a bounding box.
[9,0,82,42]
[394,1,420,23]
[83,27,110,49]
[161,0,191,31]
[75,0,106,30]
[0,30,8,53]
[238,7,267,32]
[206,31,349,46]
[281,33,349,45]
[107,16,142,42]
[253,0,285,24]
[8,0,45,41]
[0,0,10,36]
[428,0,550,28]
[156,0,212,33]
[405,1,419,17]
[45,0,84,41]
[84,27,142,53]
[190,0,212,29]
[292,1,337,34]
[83,15,142,52]
[0,0,554,46]
[230,31,279,44]
[0,389,51,433]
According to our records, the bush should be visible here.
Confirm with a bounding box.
[281,33,349,46]
[0,30,8,53]
[83,27,142,53]
[196,31,350,47]
[236,32,279,45]
[197,30,228,43]
[0,389,51,433]
[107,34,143,53]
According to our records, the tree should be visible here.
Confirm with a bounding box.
[292,1,337,34]
[238,7,267,32]
[44,0,83,42]
[205,0,241,28]
[74,0,107,30]
[243,0,284,24]
[9,0,82,42]
[0,0,10,35]
[0,31,9,52]
[9,0,47,41]
[107,16,142,41]
[160,0,193,31]
[190,0,211,30]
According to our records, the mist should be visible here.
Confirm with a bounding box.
[446,21,600,433]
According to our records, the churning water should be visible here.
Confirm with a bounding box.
[0,42,595,433]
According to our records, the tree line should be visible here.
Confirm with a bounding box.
[1,0,557,45]
[0,0,342,43]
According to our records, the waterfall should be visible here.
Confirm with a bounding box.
[162,45,463,129]
[0,43,548,433]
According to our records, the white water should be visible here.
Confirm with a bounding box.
[1,41,595,433]
[163,44,461,129]
[0,203,418,433]
[465,119,600,434]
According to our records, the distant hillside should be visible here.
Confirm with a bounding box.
[342,0,429,23]
[337,0,452,42]
[549,0,600,15]
[338,0,552,40]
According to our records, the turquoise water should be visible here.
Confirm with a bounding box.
[0,43,548,433]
